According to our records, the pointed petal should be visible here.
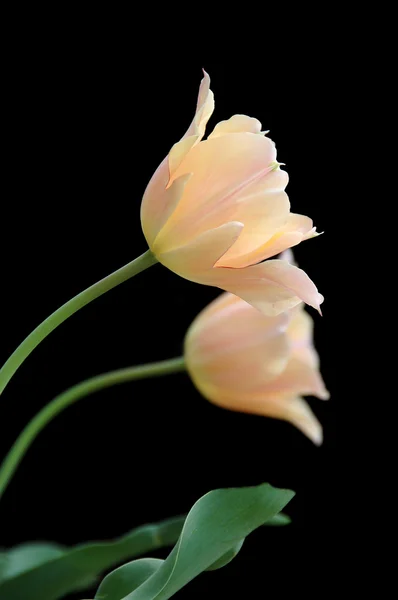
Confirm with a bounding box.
[184,70,214,140]
[157,221,244,273]
[216,190,291,267]
[264,358,330,400]
[279,396,324,445]
[221,211,317,267]
[207,259,323,316]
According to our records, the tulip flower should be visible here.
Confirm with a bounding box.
[184,292,329,444]
[141,71,323,316]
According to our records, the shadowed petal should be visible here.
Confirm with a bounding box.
[207,259,323,316]
[157,221,244,273]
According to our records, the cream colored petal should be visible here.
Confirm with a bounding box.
[167,72,214,183]
[206,259,323,316]
[184,70,215,140]
[141,170,192,247]
[216,190,291,266]
[187,331,290,394]
[158,133,278,247]
[156,221,244,273]
[168,136,199,183]
[278,248,297,265]
[219,231,302,268]
[208,114,262,138]
[272,396,324,445]
[185,303,290,390]
[264,358,329,400]
[190,383,323,445]
[221,212,317,267]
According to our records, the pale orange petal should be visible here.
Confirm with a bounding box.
[156,221,244,273]
[159,133,278,248]
[168,136,199,183]
[190,385,323,445]
[263,358,329,400]
[208,114,262,138]
[185,301,290,389]
[221,212,317,267]
[184,70,214,140]
[216,190,291,266]
[287,307,320,367]
[141,163,192,247]
[273,396,323,445]
[206,259,324,316]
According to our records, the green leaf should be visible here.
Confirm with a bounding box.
[95,482,294,600]
[0,543,66,581]
[96,559,163,600]
[264,512,292,526]
[0,515,185,600]
[206,539,245,571]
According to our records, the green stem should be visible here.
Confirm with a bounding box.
[0,356,186,501]
[0,250,158,397]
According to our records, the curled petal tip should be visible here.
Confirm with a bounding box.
[311,428,324,446]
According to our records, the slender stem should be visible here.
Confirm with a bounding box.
[0,356,186,501]
[0,250,158,397]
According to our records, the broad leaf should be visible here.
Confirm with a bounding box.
[0,515,185,600]
[96,559,163,600]
[95,482,294,600]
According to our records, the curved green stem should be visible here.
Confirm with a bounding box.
[0,356,186,501]
[0,250,157,397]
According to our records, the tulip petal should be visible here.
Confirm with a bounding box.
[208,114,262,138]
[216,190,291,267]
[141,170,192,247]
[207,259,323,316]
[262,358,330,400]
[195,385,323,445]
[184,70,214,141]
[277,396,324,445]
[221,212,317,268]
[168,136,199,184]
[157,221,244,273]
[186,301,291,390]
[159,133,278,248]
[287,307,320,367]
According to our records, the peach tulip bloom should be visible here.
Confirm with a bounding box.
[141,71,323,316]
[184,292,329,444]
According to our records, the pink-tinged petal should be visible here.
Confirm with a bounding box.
[263,358,330,400]
[206,259,323,316]
[184,70,214,140]
[141,171,191,247]
[216,190,291,267]
[159,133,278,247]
[287,306,320,367]
[219,231,302,268]
[187,331,290,394]
[222,211,317,267]
[168,135,198,183]
[274,396,323,445]
[278,248,297,265]
[156,221,244,273]
[191,384,323,445]
[208,114,262,138]
[186,302,290,390]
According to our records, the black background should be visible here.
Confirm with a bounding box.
[1,54,341,598]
